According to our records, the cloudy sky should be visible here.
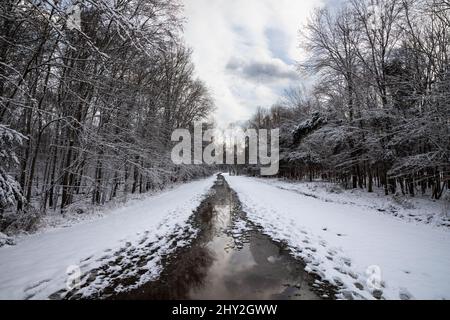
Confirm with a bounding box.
[183,0,328,128]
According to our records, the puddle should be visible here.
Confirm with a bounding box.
[112,175,322,300]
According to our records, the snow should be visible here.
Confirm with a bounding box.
[1,173,448,300]
[0,232,15,247]
[260,178,450,228]
[0,176,215,300]
[19,181,204,237]
[224,175,450,300]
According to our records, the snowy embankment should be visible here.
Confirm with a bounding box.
[0,177,215,300]
[224,175,450,300]
[263,179,450,229]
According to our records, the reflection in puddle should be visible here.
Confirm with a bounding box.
[113,175,320,300]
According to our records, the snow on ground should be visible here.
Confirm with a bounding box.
[224,175,450,300]
[0,232,15,247]
[262,178,450,229]
[3,181,200,240]
[0,176,215,300]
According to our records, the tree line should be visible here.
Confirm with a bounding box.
[0,0,214,229]
[245,0,449,199]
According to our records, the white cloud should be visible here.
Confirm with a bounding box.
[226,57,299,82]
[183,0,325,128]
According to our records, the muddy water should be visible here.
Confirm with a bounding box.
[114,175,320,300]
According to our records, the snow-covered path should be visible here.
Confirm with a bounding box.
[224,175,450,300]
[1,174,448,300]
[0,177,215,300]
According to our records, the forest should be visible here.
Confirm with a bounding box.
[0,0,214,231]
[0,0,449,302]
[1,0,449,234]
[245,0,449,200]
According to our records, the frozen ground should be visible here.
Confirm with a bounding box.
[0,177,215,300]
[2,181,197,239]
[224,175,450,300]
[263,178,450,229]
[1,174,448,300]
